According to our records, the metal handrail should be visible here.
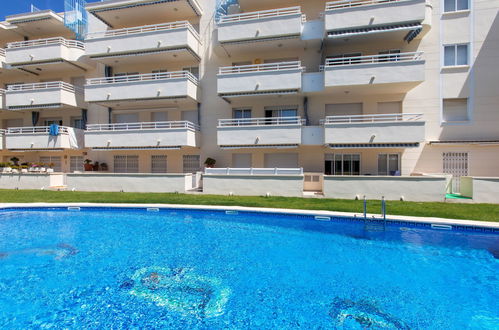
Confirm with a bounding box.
[219,61,304,75]
[86,71,199,85]
[86,121,200,132]
[7,37,84,49]
[219,6,303,24]
[86,21,200,41]
[324,52,423,67]
[323,113,423,124]
[6,126,72,134]
[326,0,406,10]
[218,116,304,127]
[6,81,80,93]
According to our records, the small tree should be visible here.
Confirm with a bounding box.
[204,158,216,168]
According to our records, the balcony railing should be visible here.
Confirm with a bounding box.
[205,167,304,175]
[219,117,305,127]
[326,0,406,10]
[7,81,81,93]
[86,121,199,131]
[86,21,200,41]
[219,6,305,24]
[323,113,423,124]
[219,61,304,75]
[86,71,199,85]
[6,37,84,49]
[6,126,71,134]
[324,52,423,67]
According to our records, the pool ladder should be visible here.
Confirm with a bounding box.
[363,196,387,232]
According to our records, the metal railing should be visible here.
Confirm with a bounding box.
[218,116,304,127]
[324,52,423,67]
[0,48,5,57]
[6,81,80,93]
[323,113,423,124]
[219,6,304,24]
[205,167,304,175]
[6,126,71,134]
[219,61,304,75]
[86,71,199,85]
[6,37,84,49]
[86,121,200,132]
[326,0,406,10]
[86,21,200,41]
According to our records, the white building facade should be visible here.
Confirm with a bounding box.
[0,0,497,200]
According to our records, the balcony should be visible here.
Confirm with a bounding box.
[5,38,85,69]
[217,117,304,148]
[218,61,304,97]
[325,0,428,42]
[0,48,5,67]
[323,113,425,147]
[323,52,425,93]
[0,89,5,109]
[0,129,4,150]
[218,7,304,44]
[85,21,201,63]
[5,126,84,150]
[85,71,200,104]
[6,82,84,110]
[85,121,199,150]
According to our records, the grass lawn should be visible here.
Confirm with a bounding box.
[0,189,498,223]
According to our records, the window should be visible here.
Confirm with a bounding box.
[377,102,402,115]
[264,106,298,118]
[151,155,167,173]
[443,98,469,122]
[70,156,83,172]
[325,103,363,117]
[444,0,469,12]
[378,49,401,62]
[152,112,168,122]
[232,108,251,119]
[114,155,139,173]
[182,67,199,78]
[232,154,252,168]
[444,44,468,66]
[71,117,84,129]
[183,155,200,173]
[40,156,62,172]
[43,119,63,126]
[325,154,360,175]
[378,154,400,176]
[264,153,299,168]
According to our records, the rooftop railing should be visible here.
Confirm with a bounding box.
[86,121,200,132]
[322,113,423,124]
[86,71,199,86]
[218,116,304,127]
[86,21,200,41]
[219,61,304,75]
[6,126,72,134]
[326,0,406,10]
[324,52,423,67]
[6,81,81,93]
[219,6,305,24]
[6,37,84,49]
[205,167,304,175]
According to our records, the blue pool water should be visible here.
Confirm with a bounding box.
[0,207,498,328]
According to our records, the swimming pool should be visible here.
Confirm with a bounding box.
[0,206,497,328]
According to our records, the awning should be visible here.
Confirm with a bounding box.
[429,140,499,146]
[91,146,182,151]
[328,143,419,149]
[7,148,65,152]
[328,23,422,39]
[220,144,299,150]
[219,90,299,98]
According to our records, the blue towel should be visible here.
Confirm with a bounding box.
[49,124,59,136]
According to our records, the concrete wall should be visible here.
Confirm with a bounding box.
[203,174,304,197]
[6,87,82,109]
[323,175,448,201]
[325,0,427,31]
[217,124,302,146]
[5,129,84,150]
[218,11,303,43]
[461,176,499,204]
[0,173,51,189]
[85,128,198,148]
[66,173,197,193]
[217,69,302,94]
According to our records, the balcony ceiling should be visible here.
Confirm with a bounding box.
[90,96,198,110]
[4,10,73,40]
[91,48,199,66]
[87,0,199,29]
[218,37,320,57]
[9,61,91,76]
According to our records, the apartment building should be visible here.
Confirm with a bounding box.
[0,0,497,196]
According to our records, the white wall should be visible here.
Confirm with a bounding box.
[0,173,51,189]
[461,177,499,204]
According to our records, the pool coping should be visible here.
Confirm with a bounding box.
[1,202,498,230]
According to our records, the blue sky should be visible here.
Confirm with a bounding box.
[0,0,101,20]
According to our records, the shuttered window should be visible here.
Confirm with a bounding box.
[151,155,167,173]
[114,155,139,173]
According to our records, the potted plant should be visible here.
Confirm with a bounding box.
[204,157,216,168]
[10,157,20,167]
[84,159,93,171]
[100,163,108,171]
[20,164,29,173]
[93,161,100,171]
[47,163,55,173]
